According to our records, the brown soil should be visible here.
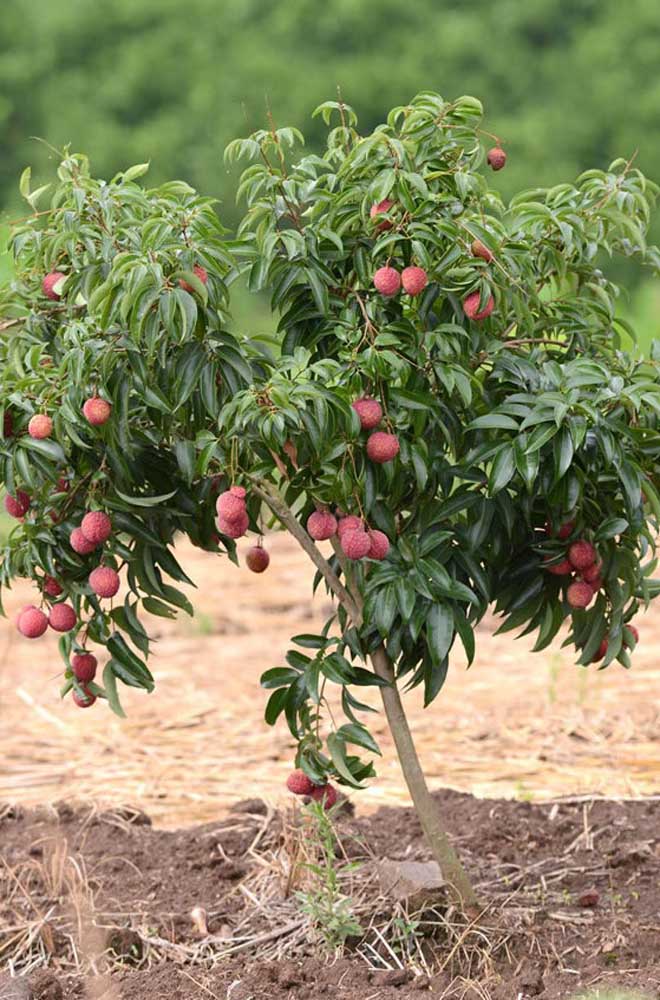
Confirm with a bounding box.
[1,791,659,999]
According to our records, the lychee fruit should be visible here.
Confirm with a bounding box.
[3,412,13,437]
[28,414,53,439]
[43,576,63,598]
[401,266,428,296]
[567,581,594,609]
[17,606,48,638]
[568,540,597,571]
[72,686,96,709]
[373,266,401,297]
[217,510,249,539]
[216,490,247,524]
[49,602,77,632]
[337,515,364,538]
[623,624,639,648]
[307,511,338,541]
[471,239,494,263]
[286,769,315,795]
[341,528,372,560]
[544,558,572,576]
[463,291,495,321]
[246,545,270,573]
[352,397,383,430]
[366,431,400,464]
[72,652,98,683]
[592,638,608,662]
[487,147,507,171]
[42,271,66,300]
[582,560,603,584]
[545,519,575,540]
[56,477,70,492]
[310,784,338,809]
[82,397,112,426]
[367,529,390,560]
[89,566,120,598]
[179,264,208,294]
[70,528,98,555]
[4,490,30,518]
[229,485,247,499]
[81,511,112,545]
[370,199,394,231]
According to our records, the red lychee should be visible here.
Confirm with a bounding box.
[366,431,400,464]
[89,566,120,598]
[487,147,507,171]
[568,540,597,571]
[229,485,247,499]
[367,529,390,560]
[43,576,63,598]
[352,397,383,431]
[49,602,77,632]
[246,545,270,573]
[72,652,98,683]
[72,686,96,708]
[471,239,494,263]
[370,199,394,232]
[217,510,249,539]
[28,414,53,439]
[401,266,428,296]
[4,491,30,518]
[310,784,338,809]
[463,291,495,321]
[592,637,608,662]
[588,575,603,592]
[179,264,208,294]
[337,515,364,538]
[216,491,247,524]
[623,624,639,648]
[42,271,66,300]
[17,606,48,638]
[82,397,112,426]
[373,266,401,297]
[307,511,338,541]
[56,477,70,492]
[567,581,594,609]
[545,519,575,540]
[341,528,372,560]
[81,511,112,545]
[286,769,315,795]
[544,558,572,576]
[70,527,98,555]
[582,560,603,584]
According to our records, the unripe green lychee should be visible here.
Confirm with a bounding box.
[81,511,112,545]
[370,199,394,231]
[43,576,63,598]
[72,686,96,708]
[544,558,572,576]
[352,397,383,430]
[179,264,208,294]
[216,491,246,524]
[286,769,315,795]
[337,515,364,538]
[28,414,53,439]
[310,784,338,809]
[49,602,77,632]
[17,606,48,638]
[463,291,495,321]
[373,266,401,297]
[567,581,594,609]
[487,146,507,171]
[341,528,371,560]
[4,490,30,518]
[89,566,120,598]
[42,271,66,300]
[307,511,338,541]
[568,540,597,571]
[366,431,400,464]
[246,545,270,573]
[471,239,494,263]
[401,266,428,296]
[82,397,112,426]
[367,529,390,560]
[70,527,98,555]
[72,652,97,682]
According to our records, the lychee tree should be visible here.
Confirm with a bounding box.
[2,93,660,912]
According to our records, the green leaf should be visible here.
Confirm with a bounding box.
[489,444,515,495]
[426,604,454,665]
[103,662,127,718]
[114,488,177,507]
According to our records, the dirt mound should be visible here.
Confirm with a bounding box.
[1,791,658,998]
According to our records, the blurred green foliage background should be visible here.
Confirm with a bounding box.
[0,0,658,345]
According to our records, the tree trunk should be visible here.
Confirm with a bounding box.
[370,644,480,913]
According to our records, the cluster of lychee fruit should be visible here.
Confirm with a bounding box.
[352,395,400,465]
[372,264,429,298]
[286,769,338,809]
[308,507,390,562]
[42,264,209,302]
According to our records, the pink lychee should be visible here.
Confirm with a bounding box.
[216,491,247,524]
[80,511,112,545]
[49,602,77,632]
[487,147,507,171]
[28,414,53,439]
[307,511,338,541]
[17,606,48,638]
[70,527,98,555]
[229,485,247,499]
[72,686,96,709]
[471,240,494,263]
[89,566,120,598]
[72,652,98,683]
[373,266,401,297]
[463,291,495,321]
[43,576,63,598]
[4,491,30,518]
[352,397,383,431]
[366,431,400,464]
[567,581,594,609]
[42,271,66,300]
[367,529,390,560]
[245,545,270,573]
[581,560,603,584]
[544,558,572,576]
[341,528,372,560]
[401,266,428,296]
[310,784,338,809]
[370,199,394,231]
[568,540,597,571]
[179,264,208,294]
[337,515,364,538]
[286,769,315,795]
[217,510,249,539]
[82,397,112,426]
